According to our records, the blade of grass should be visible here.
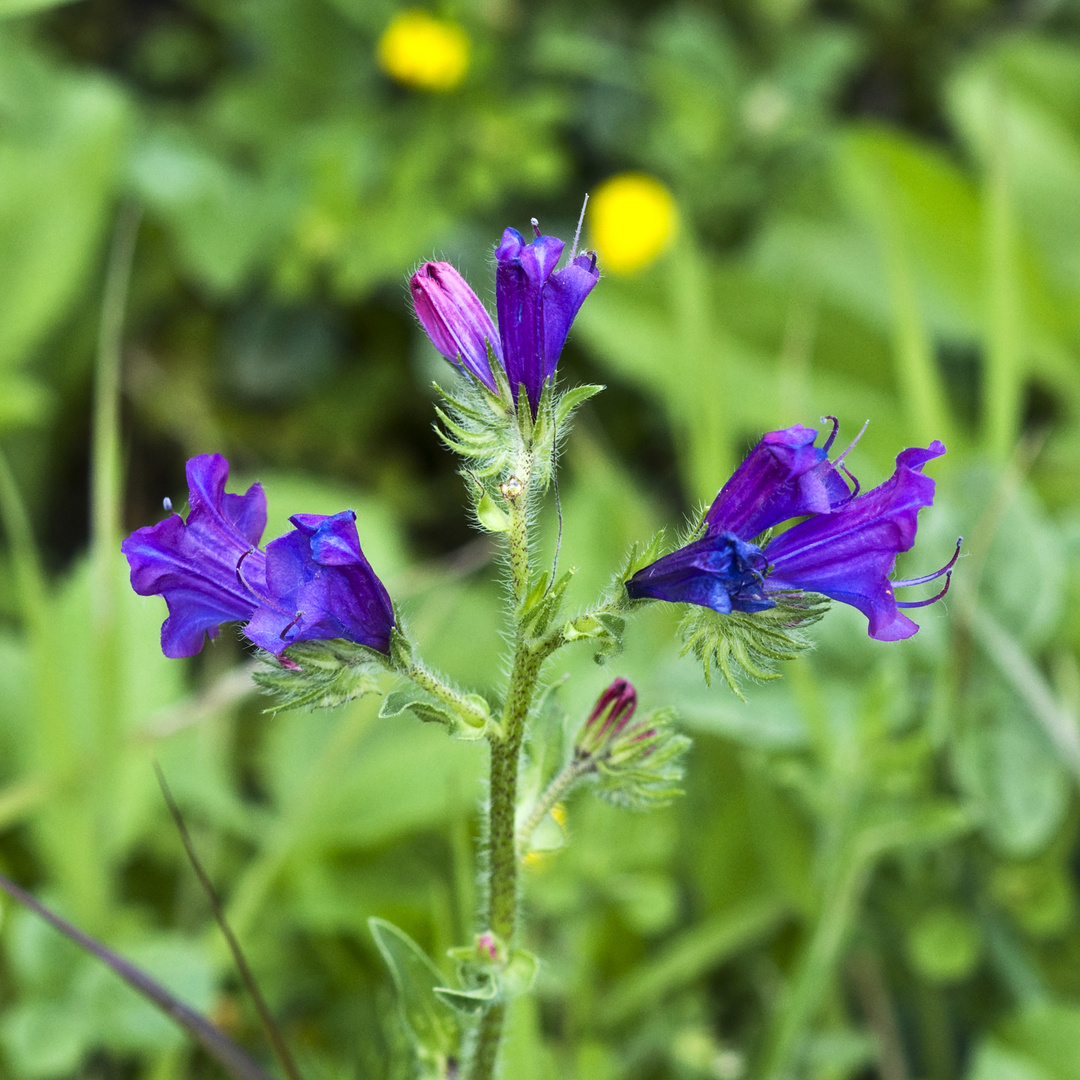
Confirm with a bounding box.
[0,871,274,1080]
[154,764,304,1080]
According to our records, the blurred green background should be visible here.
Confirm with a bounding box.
[2,0,1080,1078]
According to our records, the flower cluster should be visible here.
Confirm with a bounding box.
[627,420,959,641]
[410,221,600,416]
[123,454,394,658]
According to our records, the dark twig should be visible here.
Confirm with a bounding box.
[154,764,305,1080]
[0,871,273,1080]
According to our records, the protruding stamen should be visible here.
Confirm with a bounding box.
[163,496,173,512]
[893,536,962,588]
[896,571,952,609]
[569,193,589,260]
[279,612,304,640]
[839,462,861,501]
[820,415,840,454]
[530,217,541,239]
[835,418,869,465]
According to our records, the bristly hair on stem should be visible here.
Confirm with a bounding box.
[154,764,305,1080]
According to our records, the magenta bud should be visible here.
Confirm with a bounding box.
[410,261,501,394]
[576,679,639,759]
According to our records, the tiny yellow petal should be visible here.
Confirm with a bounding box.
[523,851,550,870]
[589,173,679,275]
[550,803,568,828]
[376,11,470,93]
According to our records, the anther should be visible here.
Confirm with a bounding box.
[162,496,173,512]
[530,217,541,239]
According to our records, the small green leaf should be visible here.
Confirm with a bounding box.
[379,688,453,727]
[368,919,459,1058]
[501,950,540,999]
[476,491,510,532]
[432,976,498,1015]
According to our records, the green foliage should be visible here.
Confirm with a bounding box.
[6,1,1080,1079]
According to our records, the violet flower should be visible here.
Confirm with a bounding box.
[626,422,959,641]
[410,221,599,415]
[123,454,269,658]
[244,511,395,655]
[123,455,395,658]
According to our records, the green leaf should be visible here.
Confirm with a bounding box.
[378,688,453,727]
[432,976,498,1016]
[475,491,510,533]
[368,919,459,1059]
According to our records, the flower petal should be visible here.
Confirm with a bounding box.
[705,424,851,539]
[763,441,945,640]
[122,454,268,658]
[244,510,395,655]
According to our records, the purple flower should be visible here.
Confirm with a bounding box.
[626,423,958,641]
[410,221,599,415]
[123,455,395,658]
[494,225,599,414]
[123,454,268,658]
[244,511,395,655]
[409,261,501,394]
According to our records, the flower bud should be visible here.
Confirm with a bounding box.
[410,261,501,394]
[574,680,691,808]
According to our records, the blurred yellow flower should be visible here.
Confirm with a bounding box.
[376,11,470,93]
[589,173,678,274]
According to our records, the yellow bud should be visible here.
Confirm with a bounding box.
[589,173,679,275]
[377,10,470,93]
[550,803,568,828]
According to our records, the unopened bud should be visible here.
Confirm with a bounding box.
[574,679,691,808]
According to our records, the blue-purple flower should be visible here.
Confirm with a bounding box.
[123,454,394,658]
[410,222,600,415]
[626,422,958,641]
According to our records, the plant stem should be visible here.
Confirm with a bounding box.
[516,757,589,857]
[403,657,490,731]
[468,445,540,1080]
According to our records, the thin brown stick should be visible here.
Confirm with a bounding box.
[154,763,304,1080]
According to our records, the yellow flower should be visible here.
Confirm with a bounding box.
[589,173,678,275]
[376,10,470,92]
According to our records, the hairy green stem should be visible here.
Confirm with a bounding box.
[468,444,540,1080]
[516,756,590,858]
[403,658,490,731]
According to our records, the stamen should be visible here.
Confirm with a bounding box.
[569,193,589,261]
[896,571,952,609]
[820,415,840,454]
[835,418,869,465]
[893,537,962,588]
[530,217,542,239]
[279,612,304,640]
[235,548,254,587]
[588,251,597,271]
[163,496,173,512]
[839,462,861,501]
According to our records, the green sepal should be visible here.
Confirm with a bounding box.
[554,383,604,429]
[253,639,390,713]
[368,918,460,1066]
[563,610,626,663]
[679,592,830,700]
[593,708,692,809]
